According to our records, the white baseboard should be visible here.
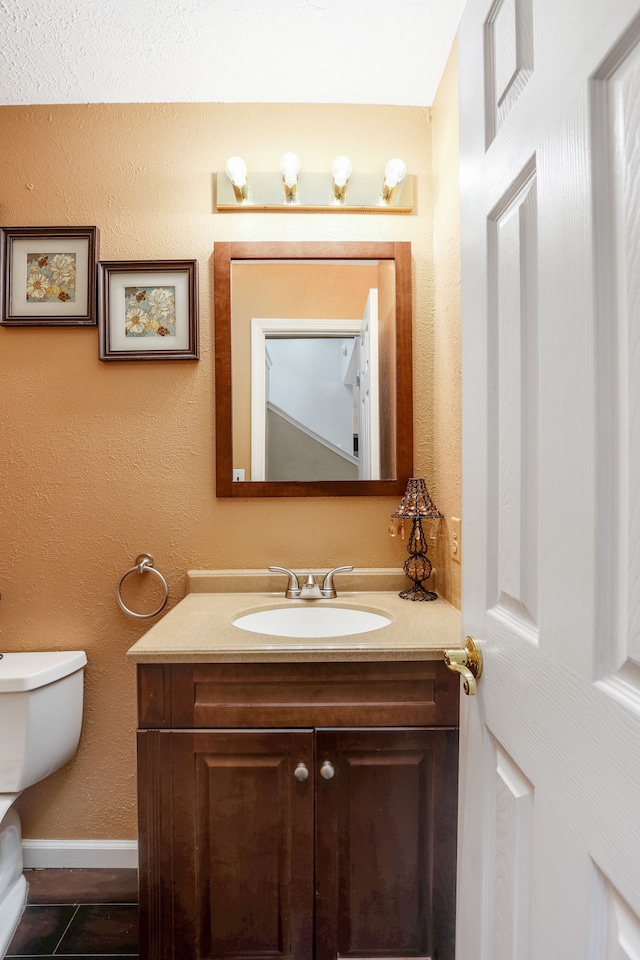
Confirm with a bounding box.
[22,840,138,869]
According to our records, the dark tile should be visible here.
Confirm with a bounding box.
[6,904,76,956]
[25,869,138,905]
[57,903,138,955]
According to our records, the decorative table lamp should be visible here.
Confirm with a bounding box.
[391,477,443,600]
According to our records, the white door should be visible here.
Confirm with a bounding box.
[458,0,640,956]
[357,289,380,480]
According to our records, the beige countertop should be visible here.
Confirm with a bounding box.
[126,569,462,664]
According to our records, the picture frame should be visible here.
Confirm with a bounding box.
[0,225,99,326]
[98,259,199,361]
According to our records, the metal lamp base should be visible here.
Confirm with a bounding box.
[399,584,438,601]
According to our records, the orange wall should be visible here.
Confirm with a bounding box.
[0,92,459,842]
[431,42,462,609]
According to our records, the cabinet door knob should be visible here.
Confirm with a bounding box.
[294,762,309,781]
[320,760,335,780]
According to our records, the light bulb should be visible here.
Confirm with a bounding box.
[279,152,301,202]
[225,156,248,186]
[384,158,406,187]
[331,155,352,187]
[381,158,406,203]
[225,156,249,203]
[331,155,352,204]
[279,152,301,185]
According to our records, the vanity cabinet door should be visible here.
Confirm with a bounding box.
[138,729,315,960]
[314,728,458,960]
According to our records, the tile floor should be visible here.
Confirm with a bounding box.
[6,869,138,959]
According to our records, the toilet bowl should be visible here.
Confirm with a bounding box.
[0,651,86,958]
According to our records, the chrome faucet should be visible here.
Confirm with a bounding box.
[300,574,323,599]
[320,565,354,599]
[269,565,353,600]
[268,566,302,598]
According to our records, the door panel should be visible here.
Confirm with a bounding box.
[459,1,640,956]
[592,19,640,688]
[602,881,640,957]
[357,289,380,480]
[486,741,533,959]
[315,728,458,960]
[485,0,534,142]
[488,162,539,627]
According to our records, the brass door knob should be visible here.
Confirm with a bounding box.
[443,636,483,695]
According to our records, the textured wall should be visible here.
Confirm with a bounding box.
[0,96,458,842]
[431,43,462,609]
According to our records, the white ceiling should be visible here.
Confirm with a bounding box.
[0,0,465,107]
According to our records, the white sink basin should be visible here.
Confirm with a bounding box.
[232,606,391,638]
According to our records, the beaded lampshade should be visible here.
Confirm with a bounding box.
[391,477,443,521]
[391,478,443,601]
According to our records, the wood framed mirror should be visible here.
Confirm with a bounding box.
[214,241,413,498]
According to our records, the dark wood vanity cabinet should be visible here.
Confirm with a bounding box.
[136,660,459,960]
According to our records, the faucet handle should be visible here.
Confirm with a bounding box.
[268,566,301,599]
[321,565,354,599]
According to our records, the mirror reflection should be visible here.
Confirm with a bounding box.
[264,334,362,481]
[214,241,413,498]
[232,259,397,482]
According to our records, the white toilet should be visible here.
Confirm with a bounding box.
[0,651,87,957]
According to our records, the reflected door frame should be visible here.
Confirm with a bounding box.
[250,318,361,481]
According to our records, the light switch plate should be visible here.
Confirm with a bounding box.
[451,517,461,564]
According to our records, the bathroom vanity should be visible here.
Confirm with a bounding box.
[128,570,461,960]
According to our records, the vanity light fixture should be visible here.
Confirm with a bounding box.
[391,477,443,601]
[225,156,250,203]
[331,155,352,204]
[380,158,407,204]
[217,157,413,211]
[280,152,301,203]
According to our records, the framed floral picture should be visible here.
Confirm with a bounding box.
[98,259,199,361]
[0,226,99,326]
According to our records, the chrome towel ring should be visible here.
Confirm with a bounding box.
[117,554,169,619]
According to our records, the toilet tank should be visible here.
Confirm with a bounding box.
[0,651,87,793]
